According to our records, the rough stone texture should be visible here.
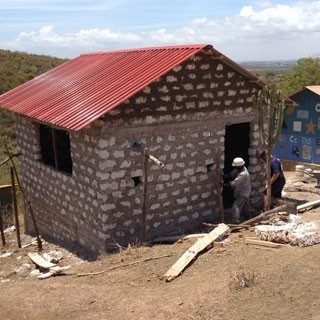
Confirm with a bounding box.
[17,52,265,253]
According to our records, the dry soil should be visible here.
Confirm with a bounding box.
[0,171,320,320]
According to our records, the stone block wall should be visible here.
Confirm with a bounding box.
[16,50,266,253]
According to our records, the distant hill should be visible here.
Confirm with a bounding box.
[240,59,297,72]
[0,49,67,135]
[0,49,67,184]
[240,60,297,86]
[0,49,67,95]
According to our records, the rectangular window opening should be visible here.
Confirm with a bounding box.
[206,163,214,173]
[38,124,73,175]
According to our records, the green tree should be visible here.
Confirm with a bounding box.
[279,57,320,94]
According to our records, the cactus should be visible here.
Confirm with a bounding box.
[253,85,285,210]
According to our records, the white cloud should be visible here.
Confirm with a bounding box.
[3,1,320,60]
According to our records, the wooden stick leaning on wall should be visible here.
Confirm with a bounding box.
[142,148,165,244]
[4,142,42,251]
[0,209,5,246]
[0,152,22,247]
[214,149,224,223]
[239,204,289,226]
[11,166,21,248]
[142,149,149,244]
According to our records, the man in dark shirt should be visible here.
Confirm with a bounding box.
[261,151,286,210]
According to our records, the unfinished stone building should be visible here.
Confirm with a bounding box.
[0,44,287,253]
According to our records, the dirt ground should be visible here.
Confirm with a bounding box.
[1,171,320,320]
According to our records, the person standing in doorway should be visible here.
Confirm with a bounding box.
[260,151,286,210]
[229,157,251,224]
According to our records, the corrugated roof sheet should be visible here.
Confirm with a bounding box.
[306,86,320,95]
[0,44,294,131]
[0,45,207,131]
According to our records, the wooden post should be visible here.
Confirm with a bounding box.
[4,142,42,251]
[11,166,21,248]
[142,149,149,244]
[0,209,5,246]
[141,148,165,244]
[214,149,224,223]
[51,128,59,169]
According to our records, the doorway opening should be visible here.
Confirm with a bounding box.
[222,122,250,208]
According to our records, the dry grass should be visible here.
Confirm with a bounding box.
[232,269,257,290]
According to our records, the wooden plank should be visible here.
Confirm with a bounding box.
[49,265,71,273]
[28,252,56,269]
[21,239,37,248]
[153,233,207,243]
[38,272,54,280]
[203,222,251,228]
[37,266,71,280]
[244,238,284,248]
[240,204,289,226]
[164,223,230,282]
[297,199,320,212]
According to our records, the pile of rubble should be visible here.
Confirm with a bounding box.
[255,214,320,247]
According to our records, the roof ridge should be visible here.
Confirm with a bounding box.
[80,44,208,57]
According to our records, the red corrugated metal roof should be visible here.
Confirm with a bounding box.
[0,44,295,131]
[0,44,207,131]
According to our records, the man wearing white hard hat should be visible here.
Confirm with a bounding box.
[229,157,251,224]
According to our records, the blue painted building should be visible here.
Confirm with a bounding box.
[274,86,320,164]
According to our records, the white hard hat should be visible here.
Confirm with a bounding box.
[232,157,245,167]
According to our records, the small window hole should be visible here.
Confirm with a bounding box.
[207,163,214,173]
[132,176,142,186]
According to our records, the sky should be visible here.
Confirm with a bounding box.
[1,0,320,62]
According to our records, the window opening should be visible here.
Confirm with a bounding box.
[206,163,214,173]
[39,124,72,174]
[132,176,142,187]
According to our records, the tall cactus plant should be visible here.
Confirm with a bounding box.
[253,85,285,210]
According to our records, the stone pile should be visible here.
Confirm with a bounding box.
[255,214,320,247]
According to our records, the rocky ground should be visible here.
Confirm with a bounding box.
[0,171,320,320]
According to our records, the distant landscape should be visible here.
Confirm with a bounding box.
[241,59,296,72]
[240,59,297,86]
[0,49,66,184]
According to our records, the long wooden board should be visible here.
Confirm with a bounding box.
[153,233,207,243]
[244,238,284,248]
[164,223,230,282]
[37,266,72,279]
[297,199,320,212]
[28,252,56,269]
